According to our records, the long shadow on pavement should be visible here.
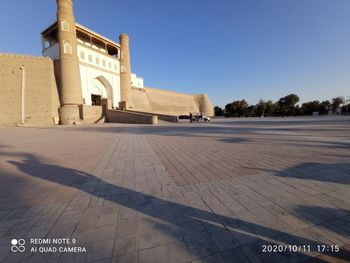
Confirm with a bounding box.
[272,162,350,185]
[6,153,350,262]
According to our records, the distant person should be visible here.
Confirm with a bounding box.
[189,112,193,123]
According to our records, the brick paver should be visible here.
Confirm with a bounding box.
[0,116,350,262]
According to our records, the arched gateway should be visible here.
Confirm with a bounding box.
[90,76,113,109]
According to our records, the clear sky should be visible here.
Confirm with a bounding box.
[1,0,349,107]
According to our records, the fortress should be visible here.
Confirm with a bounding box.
[0,0,214,126]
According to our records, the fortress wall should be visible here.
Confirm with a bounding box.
[130,87,154,113]
[143,87,199,116]
[194,93,215,116]
[0,54,60,126]
[131,86,214,116]
[107,109,157,124]
[79,105,103,124]
[131,87,199,116]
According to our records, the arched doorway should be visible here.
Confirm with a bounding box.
[90,76,113,109]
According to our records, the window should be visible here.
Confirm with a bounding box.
[102,60,106,67]
[88,54,92,62]
[108,62,112,69]
[63,43,72,54]
[80,52,85,60]
[44,40,50,49]
[61,21,69,32]
[96,57,100,64]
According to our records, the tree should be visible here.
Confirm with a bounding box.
[224,100,249,117]
[246,105,257,117]
[214,106,224,116]
[301,100,320,115]
[224,102,235,116]
[341,103,350,115]
[294,105,303,116]
[256,100,267,117]
[255,100,276,117]
[301,100,330,115]
[319,100,331,115]
[225,101,240,117]
[265,100,277,116]
[276,94,300,116]
[238,100,249,117]
[332,97,344,113]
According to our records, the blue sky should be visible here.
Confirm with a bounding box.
[1,0,349,107]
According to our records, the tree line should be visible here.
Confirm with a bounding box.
[214,94,349,117]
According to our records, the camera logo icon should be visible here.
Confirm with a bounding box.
[11,239,25,253]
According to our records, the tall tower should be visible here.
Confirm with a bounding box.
[119,33,132,109]
[57,0,83,124]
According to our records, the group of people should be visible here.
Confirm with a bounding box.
[189,112,210,123]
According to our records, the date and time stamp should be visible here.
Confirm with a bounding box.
[262,244,340,253]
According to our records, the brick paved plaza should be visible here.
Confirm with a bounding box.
[1,116,350,263]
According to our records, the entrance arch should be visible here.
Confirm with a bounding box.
[90,76,113,109]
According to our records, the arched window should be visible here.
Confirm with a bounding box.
[80,52,85,60]
[44,40,50,49]
[88,54,92,62]
[61,21,70,32]
[96,57,100,65]
[63,43,72,54]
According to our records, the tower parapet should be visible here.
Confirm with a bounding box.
[57,0,83,124]
[119,33,132,109]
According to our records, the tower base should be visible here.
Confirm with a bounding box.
[59,105,81,125]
